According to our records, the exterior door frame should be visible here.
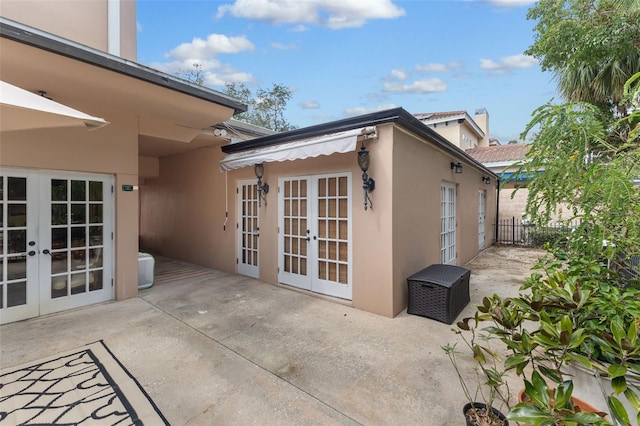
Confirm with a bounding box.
[278,172,352,300]
[39,170,114,316]
[440,182,457,265]
[237,179,260,278]
[0,167,114,324]
[0,169,40,324]
[478,190,486,250]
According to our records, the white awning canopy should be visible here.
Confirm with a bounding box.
[0,80,109,132]
[219,126,377,172]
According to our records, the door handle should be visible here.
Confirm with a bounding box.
[42,249,52,255]
[28,250,36,256]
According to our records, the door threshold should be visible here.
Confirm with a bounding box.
[274,283,353,306]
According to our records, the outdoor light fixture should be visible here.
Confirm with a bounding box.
[482,176,491,184]
[254,163,269,207]
[450,162,463,174]
[357,144,375,210]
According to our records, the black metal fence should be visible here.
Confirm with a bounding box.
[495,217,580,247]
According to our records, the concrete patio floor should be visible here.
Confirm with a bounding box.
[0,246,543,425]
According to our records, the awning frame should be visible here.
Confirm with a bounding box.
[219,126,377,172]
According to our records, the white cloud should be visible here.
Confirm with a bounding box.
[271,42,299,50]
[300,100,320,109]
[137,21,143,33]
[167,34,255,61]
[383,78,447,93]
[216,0,405,29]
[205,71,254,87]
[390,69,408,80]
[290,24,309,32]
[479,54,538,73]
[155,33,256,88]
[344,104,398,116]
[151,59,254,88]
[415,61,464,73]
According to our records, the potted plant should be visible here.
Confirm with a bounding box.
[443,320,511,425]
[456,248,640,426]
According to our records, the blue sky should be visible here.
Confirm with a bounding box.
[137,0,558,143]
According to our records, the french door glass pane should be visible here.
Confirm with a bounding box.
[8,177,26,201]
[50,178,104,297]
[2,176,29,310]
[282,179,308,276]
[317,177,349,285]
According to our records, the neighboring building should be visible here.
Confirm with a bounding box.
[140,108,498,318]
[466,143,531,221]
[0,4,246,324]
[414,108,493,150]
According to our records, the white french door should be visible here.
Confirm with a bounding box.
[237,180,260,278]
[478,190,486,250]
[0,168,114,324]
[278,173,352,300]
[440,183,457,265]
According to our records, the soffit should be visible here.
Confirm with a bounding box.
[0,38,237,152]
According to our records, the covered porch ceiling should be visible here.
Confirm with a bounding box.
[0,18,246,158]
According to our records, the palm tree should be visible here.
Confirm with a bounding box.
[556,42,640,117]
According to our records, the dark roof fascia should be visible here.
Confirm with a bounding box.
[0,18,248,114]
[221,107,407,153]
[221,107,498,179]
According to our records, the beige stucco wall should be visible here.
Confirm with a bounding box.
[139,132,396,316]
[431,125,461,148]
[0,111,140,301]
[390,127,497,316]
[140,123,497,318]
[474,111,490,147]
[0,0,137,61]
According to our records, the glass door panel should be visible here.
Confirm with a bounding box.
[0,171,39,324]
[278,173,352,300]
[237,181,260,278]
[48,178,105,300]
[279,177,310,290]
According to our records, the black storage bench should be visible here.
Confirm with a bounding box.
[406,264,471,324]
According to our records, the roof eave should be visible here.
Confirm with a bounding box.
[418,112,485,138]
[221,107,498,179]
[0,17,248,115]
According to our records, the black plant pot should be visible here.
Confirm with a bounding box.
[463,402,509,426]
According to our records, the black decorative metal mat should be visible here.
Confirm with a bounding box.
[0,340,169,425]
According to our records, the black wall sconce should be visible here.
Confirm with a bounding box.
[450,162,463,174]
[357,144,375,210]
[482,176,491,185]
[254,163,269,207]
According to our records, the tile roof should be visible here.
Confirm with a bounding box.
[414,111,467,121]
[466,143,531,163]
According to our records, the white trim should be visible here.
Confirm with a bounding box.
[219,127,376,171]
[237,180,260,279]
[440,182,457,265]
[108,0,121,56]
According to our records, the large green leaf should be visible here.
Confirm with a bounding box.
[507,403,552,426]
[608,395,631,426]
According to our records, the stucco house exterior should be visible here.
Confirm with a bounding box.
[1,1,498,322]
[415,109,492,150]
[140,108,499,317]
[0,4,246,324]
